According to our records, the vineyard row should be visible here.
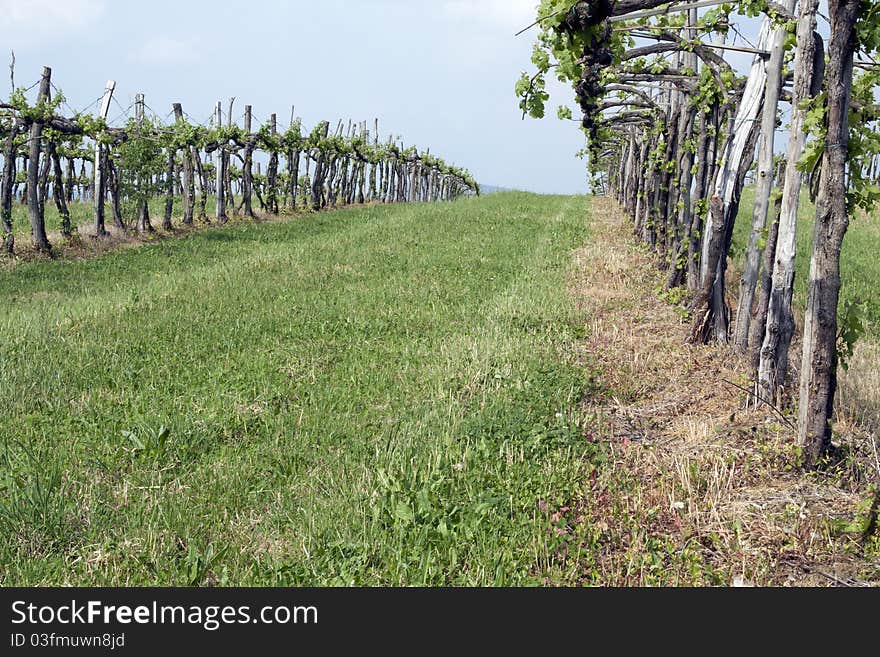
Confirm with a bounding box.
[0,66,479,256]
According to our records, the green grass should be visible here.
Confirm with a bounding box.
[731,186,880,338]
[7,195,219,240]
[0,192,603,585]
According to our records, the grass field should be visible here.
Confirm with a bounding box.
[7,193,196,229]
[2,188,876,586]
[0,192,603,585]
[14,184,878,335]
[5,195,215,242]
[732,186,880,338]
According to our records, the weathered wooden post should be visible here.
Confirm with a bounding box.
[105,148,125,231]
[163,138,175,231]
[696,20,773,343]
[310,121,329,210]
[134,93,153,233]
[757,0,822,401]
[215,101,227,223]
[93,79,116,237]
[1,111,20,254]
[286,106,299,212]
[267,113,279,214]
[798,0,861,468]
[242,104,255,218]
[734,0,796,351]
[408,148,418,203]
[27,66,52,253]
[226,98,236,215]
[173,103,195,225]
[47,140,72,237]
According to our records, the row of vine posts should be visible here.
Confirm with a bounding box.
[518,0,880,468]
[0,66,479,257]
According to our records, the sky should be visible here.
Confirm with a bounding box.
[0,0,589,195]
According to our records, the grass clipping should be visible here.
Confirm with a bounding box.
[565,197,879,586]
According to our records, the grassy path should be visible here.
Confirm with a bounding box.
[0,193,597,585]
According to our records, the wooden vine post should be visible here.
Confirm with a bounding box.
[46,138,71,238]
[756,0,822,403]
[286,108,300,212]
[696,18,772,344]
[215,101,227,224]
[173,103,195,225]
[798,0,861,467]
[733,0,796,352]
[93,79,116,237]
[27,66,52,253]
[242,104,255,219]
[266,113,279,214]
[224,97,235,218]
[134,93,153,234]
[2,100,21,254]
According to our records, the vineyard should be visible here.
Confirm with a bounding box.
[518,0,880,471]
[1,66,478,257]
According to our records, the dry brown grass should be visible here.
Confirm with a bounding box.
[566,196,880,586]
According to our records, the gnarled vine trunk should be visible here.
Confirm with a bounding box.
[797,0,860,468]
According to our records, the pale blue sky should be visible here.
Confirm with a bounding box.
[0,0,589,194]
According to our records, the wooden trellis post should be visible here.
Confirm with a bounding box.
[27,66,52,252]
[93,79,116,237]
[215,100,227,223]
